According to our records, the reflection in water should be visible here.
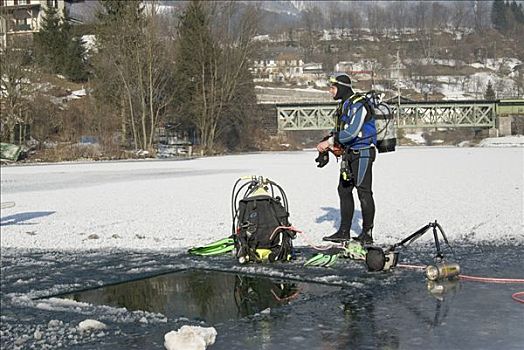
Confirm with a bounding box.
[59,270,328,324]
[318,280,460,350]
[234,274,300,317]
[12,244,523,349]
[54,269,464,349]
[332,289,401,349]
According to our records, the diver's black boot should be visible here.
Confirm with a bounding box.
[323,229,351,242]
[354,228,373,245]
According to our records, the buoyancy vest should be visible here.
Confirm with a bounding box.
[336,94,377,150]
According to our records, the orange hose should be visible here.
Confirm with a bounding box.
[459,274,524,284]
[511,292,524,304]
[396,263,524,304]
[293,228,340,251]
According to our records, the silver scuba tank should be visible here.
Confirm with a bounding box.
[366,91,396,153]
[425,262,461,281]
[374,102,396,153]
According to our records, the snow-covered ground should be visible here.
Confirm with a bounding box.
[1,140,523,350]
[2,141,523,251]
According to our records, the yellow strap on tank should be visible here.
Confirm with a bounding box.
[255,249,272,262]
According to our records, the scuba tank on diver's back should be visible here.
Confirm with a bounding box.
[373,102,396,153]
[365,91,396,153]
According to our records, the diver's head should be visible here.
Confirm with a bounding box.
[328,73,353,100]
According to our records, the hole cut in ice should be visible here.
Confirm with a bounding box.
[58,269,339,323]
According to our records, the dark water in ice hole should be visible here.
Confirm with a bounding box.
[1,244,523,349]
[58,270,339,324]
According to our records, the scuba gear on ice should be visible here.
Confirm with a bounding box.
[342,241,368,260]
[304,242,366,268]
[387,220,454,261]
[425,262,461,281]
[188,237,235,256]
[305,220,456,273]
[365,247,399,272]
[304,251,339,268]
[188,176,297,262]
[232,176,297,264]
[365,220,455,272]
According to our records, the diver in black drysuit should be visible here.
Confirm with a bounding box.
[317,73,376,244]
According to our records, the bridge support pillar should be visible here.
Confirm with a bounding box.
[497,115,513,136]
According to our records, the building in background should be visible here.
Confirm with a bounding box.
[0,0,66,48]
[251,47,304,83]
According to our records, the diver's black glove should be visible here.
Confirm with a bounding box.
[315,151,329,168]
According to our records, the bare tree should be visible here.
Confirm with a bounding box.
[327,2,345,30]
[141,2,177,150]
[451,1,468,31]
[93,0,176,151]
[299,6,323,61]
[173,1,259,154]
[0,42,36,143]
[412,1,431,32]
[429,2,450,30]
[472,0,491,33]
[367,2,388,39]
[388,1,409,33]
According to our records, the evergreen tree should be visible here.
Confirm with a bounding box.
[485,80,496,100]
[173,0,214,130]
[510,1,524,24]
[60,16,88,82]
[34,6,88,81]
[63,37,88,82]
[34,5,64,73]
[518,4,524,23]
[491,0,508,32]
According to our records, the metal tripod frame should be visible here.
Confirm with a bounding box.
[386,220,455,261]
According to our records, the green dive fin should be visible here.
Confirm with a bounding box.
[304,253,325,266]
[304,253,339,267]
[341,241,367,260]
[188,237,235,256]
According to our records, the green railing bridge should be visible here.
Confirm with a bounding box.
[276,100,499,131]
